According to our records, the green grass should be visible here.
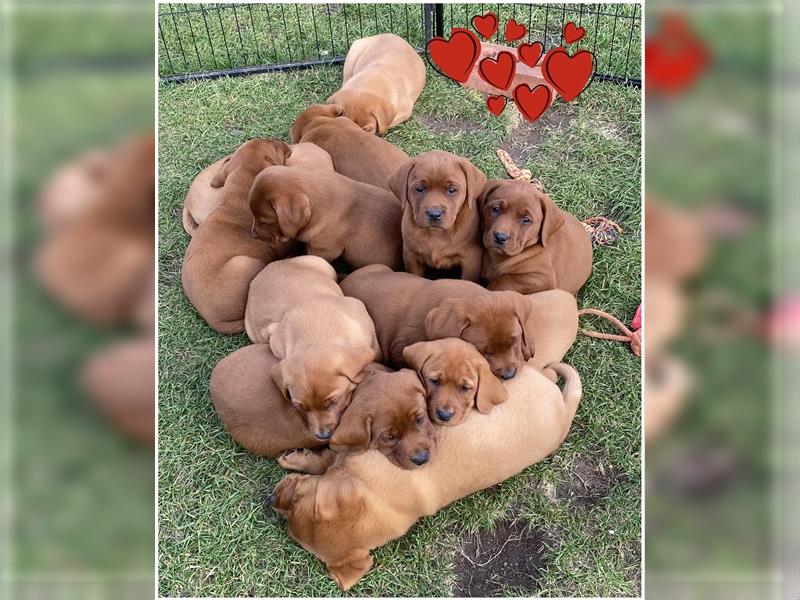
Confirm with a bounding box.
[158,56,641,597]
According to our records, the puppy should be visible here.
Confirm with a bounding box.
[210,344,327,457]
[280,368,436,473]
[327,33,426,134]
[388,151,487,281]
[402,338,507,426]
[290,104,409,190]
[268,362,582,590]
[525,289,579,380]
[479,179,592,294]
[181,139,294,334]
[245,255,340,344]
[182,143,334,236]
[341,265,532,380]
[249,166,403,271]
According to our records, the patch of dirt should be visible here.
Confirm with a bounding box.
[453,518,549,597]
[419,113,486,136]
[556,455,617,509]
[499,103,577,167]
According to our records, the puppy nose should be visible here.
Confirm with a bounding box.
[265,493,277,508]
[436,407,454,422]
[314,428,332,440]
[410,450,430,466]
[500,368,517,380]
[494,231,509,244]
[425,207,443,222]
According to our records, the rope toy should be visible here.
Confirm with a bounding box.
[496,148,544,190]
[578,306,641,357]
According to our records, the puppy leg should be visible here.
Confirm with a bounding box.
[460,251,483,283]
[488,272,557,295]
[403,250,426,277]
[278,448,335,474]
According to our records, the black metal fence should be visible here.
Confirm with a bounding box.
[158,3,641,86]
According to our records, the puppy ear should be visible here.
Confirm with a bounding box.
[338,346,377,384]
[327,550,373,591]
[477,179,504,209]
[457,157,488,205]
[507,292,534,360]
[538,191,566,247]
[209,156,231,188]
[474,356,508,413]
[323,102,346,117]
[273,193,311,238]
[425,299,470,340]
[330,406,373,453]
[401,341,433,372]
[387,159,415,205]
[372,99,394,135]
[313,469,363,522]
[267,139,292,165]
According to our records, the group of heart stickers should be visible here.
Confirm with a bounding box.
[426,13,595,122]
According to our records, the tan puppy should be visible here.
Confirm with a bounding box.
[266,269,381,441]
[182,143,334,236]
[211,344,327,457]
[181,139,294,334]
[290,104,409,190]
[327,33,426,134]
[341,265,532,380]
[268,362,582,590]
[389,151,487,281]
[245,256,340,344]
[249,166,403,271]
[479,180,592,294]
[402,338,507,426]
[525,289,579,379]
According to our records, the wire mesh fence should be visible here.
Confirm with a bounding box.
[158,3,641,86]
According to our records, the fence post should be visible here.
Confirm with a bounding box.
[423,4,444,43]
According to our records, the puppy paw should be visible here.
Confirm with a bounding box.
[278,448,333,474]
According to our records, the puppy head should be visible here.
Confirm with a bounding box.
[402,338,508,425]
[479,179,566,255]
[290,103,345,143]
[269,470,372,591]
[330,369,436,469]
[271,345,376,441]
[425,291,532,380]
[249,167,312,243]
[209,138,291,188]
[328,89,393,135]
[388,151,487,230]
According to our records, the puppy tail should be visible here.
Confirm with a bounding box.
[547,362,582,438]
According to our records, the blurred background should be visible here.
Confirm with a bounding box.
[2,1,798,599]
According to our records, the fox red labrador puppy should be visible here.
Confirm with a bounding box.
[268,362,582,590]
[290,104,409,190]
[181,139,293,334]
[388,151,487,281]
[341,265,532,380]
[327,34,425,135]
[479,180,592,294]
[249,165,403,271]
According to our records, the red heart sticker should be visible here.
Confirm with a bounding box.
[513,84,552,122]
[542,47,594,102]
[517,41,544,68]
[472,12,498,39]
[478,51,516,91]
[486,95,507,116]
[563,21,586,44]
[504,19,527,43]
[426,28,481,83]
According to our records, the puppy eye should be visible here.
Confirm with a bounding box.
[326,399,337,409]
[491,205,501,215]
[429,377,441,386]
[447,186,457,194]
[415,185,425,193]
[460,384,473,392]
[415,416,425,426]
[382,432,396,442]
[521,216,532,224]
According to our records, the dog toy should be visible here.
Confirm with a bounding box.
[578,306,641,357]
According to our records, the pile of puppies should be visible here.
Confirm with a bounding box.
[180,34,594,590]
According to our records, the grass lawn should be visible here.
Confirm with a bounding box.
[158,54,642,596]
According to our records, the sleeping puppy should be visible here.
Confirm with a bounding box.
[341,265,532,380]
[266,275,381,441]
[279,368,436,474]
[388,151,487,281]
[268,362,582,591]
[479,180,592,294]
[181,139,294,334]
[182,143,333,237]
[249,166,403,271]
[290,104,409,190]
[402,338,507,426]
[211,344,327,457]
[327,33,426,135]
[245,255,340,344]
